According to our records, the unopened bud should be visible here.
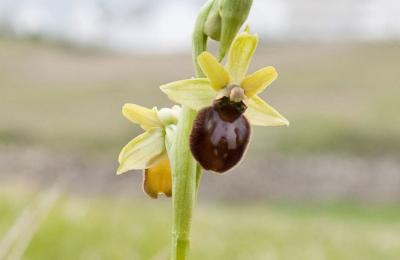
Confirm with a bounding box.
[203,0,252,60]
[204,0,222,41]
[219,0,252,60]
[157,107,180,126]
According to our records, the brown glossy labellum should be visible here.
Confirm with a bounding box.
[190,97,250,173]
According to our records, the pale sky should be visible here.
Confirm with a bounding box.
[0,0,399,53]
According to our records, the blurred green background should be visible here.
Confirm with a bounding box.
[1,1,400,259]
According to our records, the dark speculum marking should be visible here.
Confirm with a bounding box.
[190,97,250,173]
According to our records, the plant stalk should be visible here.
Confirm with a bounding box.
[170,1,212,259]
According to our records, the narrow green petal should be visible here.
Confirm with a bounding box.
[197,52,230,90]
[241,66,278,97]
[117,128,165,175]
[226,31,258,84]
[245,95,289,127]
[122,104,162,130]
[160,79,216,110]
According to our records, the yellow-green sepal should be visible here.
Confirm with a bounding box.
[117,128,165,175]
[122,104,163,130]
[245,95,289,126]
[160,79,216,110]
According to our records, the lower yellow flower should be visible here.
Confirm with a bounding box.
[117,104,180,199]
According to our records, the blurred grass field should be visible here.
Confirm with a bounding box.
[1,39,399,157]
[1,190,400,260]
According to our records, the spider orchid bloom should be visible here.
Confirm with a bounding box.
[160,30,289,173]
[116,104,180,199]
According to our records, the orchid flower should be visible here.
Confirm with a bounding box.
[117,104,180,198]
[160,30,288,173]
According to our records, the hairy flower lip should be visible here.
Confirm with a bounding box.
[190,104,251,173]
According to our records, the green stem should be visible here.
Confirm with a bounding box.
[171,1,213,259]
[171,107,198,260]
